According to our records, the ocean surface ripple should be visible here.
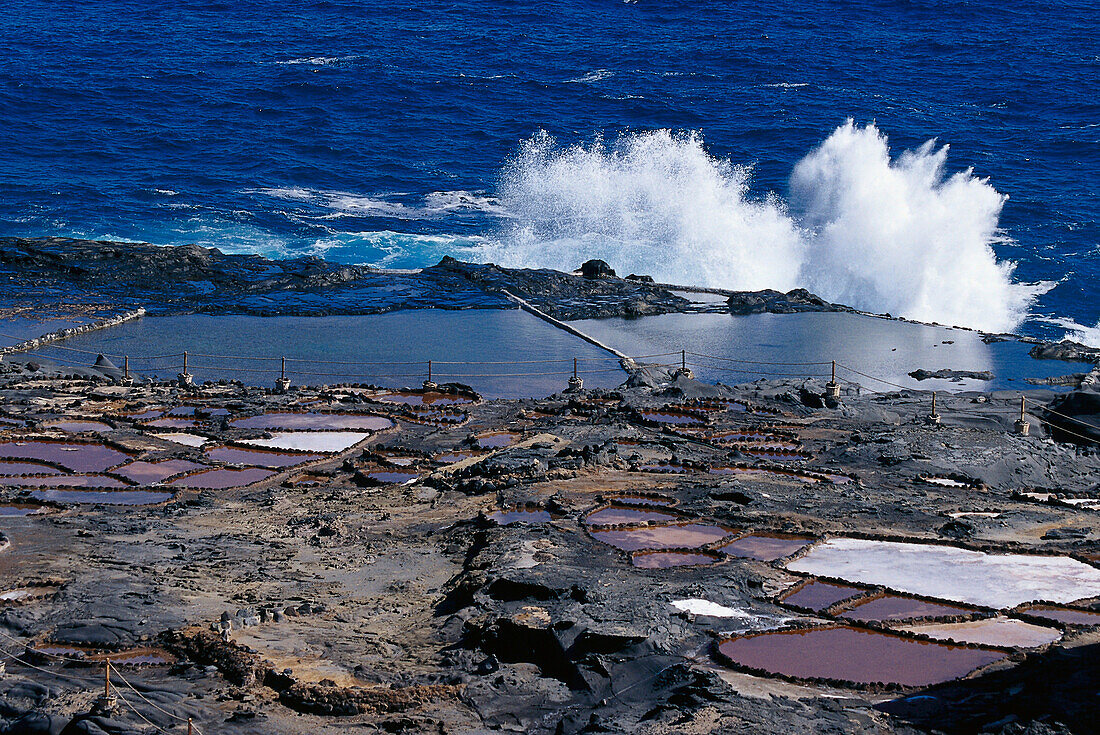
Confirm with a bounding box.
[0,1,1097,339]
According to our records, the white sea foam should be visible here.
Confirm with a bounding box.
[482,121,1043,333]
[1043,316,1100,348]
[275,55,360,66]
[570,69,614,83]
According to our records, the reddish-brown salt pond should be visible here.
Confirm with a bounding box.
[639,410,706,425]
[231,412,393,431]
[168,467,275,489]
[1017,605,1100,627]
[738,448,811,462]
[372,391,474,406]
[584,506,680,526]
[112,459,207,484]
[0,504,47,516]
[717,626,1006,687]
[362,470,419,485]
[608,494,676,507]
[30,489,174,505]
[486,508,553,525]
[631,550,721,569]
[204,446,322,468]
[590,523,736,552]
[42,420,113,433]
[899,617,1062,649]
[0,441,129,473]
[476,431,521,449]
[781,580,866,612]
[718,534,814,562]
[837,595,974,622]
[0,474,128,488]
[0,461,64,476]
[144,417,200,429]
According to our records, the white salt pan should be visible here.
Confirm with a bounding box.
[157,433,209,447]
[241,432,368,453]
[786,537,1100,609]
[900,616,1061,649]
[670,599,754,618]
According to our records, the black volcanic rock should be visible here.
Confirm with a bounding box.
[908,368,995,381]
[579,259,616,279]
[1029,340,1100,364]
[726,288,850,315]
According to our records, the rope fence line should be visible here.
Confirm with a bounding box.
[0,628,204,734]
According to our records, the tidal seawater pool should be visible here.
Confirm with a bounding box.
[569,313,1092,392]
[21,310,624,399]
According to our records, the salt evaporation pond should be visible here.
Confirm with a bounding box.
[584,506,680,526]
[30,489,174,505]
[231,413,392,431]
[1017,605,1100,627]
[589,523,735,552]
[204,446,322,468]
[632,550,720,569]
[0,441,129,473]
[0,461,64,476]
[486,508,553,525]
[113,459,206,484]
[168,467,274,489]
[719,534,812,561]
[569,312,1093,392]
[42,420,113,433]
[240,432,368,453]
[837,595,973,622]
[899,616,1062,649]
[0,474,128,488]
[475,432,520,449]
[154,433,209,447]
[787,538,1100,609]
[29,311,625,398]
[781,580,865,612]
[718,626,1006,687]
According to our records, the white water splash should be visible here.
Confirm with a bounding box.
[484,121,1043,333]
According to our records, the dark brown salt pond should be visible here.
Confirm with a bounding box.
[608,494,676,507]
[631,550,721,569]
[372,391,474,406]
[204,446,322,468]
[709,430,789,443]
[719,534,813,562]
[486,508,553,525]
[167,406,230,417]
[476,431,521,449]
[838,595,974,622]
[781,580,865,611]
[584,506,680,526]
[717,626,1006,687]
[231,412,393,431]
[30,489,174,505]
[124,408,165,420]
[362,470,419,484]
[0,474,128,488]
[0,441,129,473]
[589,523,736,552]
[0,461,64,476]
[42,420,113,433]
[31,643,174,666]
[639,410,706,426]
[112,459,206,484]
[168,467,275,489]
[738,448,811,461]
[1017,605,1100,627]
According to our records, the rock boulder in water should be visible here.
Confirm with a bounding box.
[579,259,616,279]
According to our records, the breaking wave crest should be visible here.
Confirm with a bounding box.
[482,121,1042,333]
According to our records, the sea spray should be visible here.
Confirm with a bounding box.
[486,122,1041,333]
[790,121,1032,333]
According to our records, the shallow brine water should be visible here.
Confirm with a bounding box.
[718,626,1006,687]
[787,538,1100,609]
[23,311,624,398]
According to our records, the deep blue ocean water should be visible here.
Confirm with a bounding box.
[0,1,1097,340]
